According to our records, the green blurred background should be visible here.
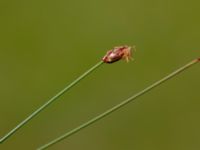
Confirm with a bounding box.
[0,0,200,149]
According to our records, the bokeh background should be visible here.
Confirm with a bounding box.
[0,0,200,150]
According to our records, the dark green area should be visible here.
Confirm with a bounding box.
[0,0,199,149]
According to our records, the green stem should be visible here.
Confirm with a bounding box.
[0,61,104,143]
[37,58,199,150]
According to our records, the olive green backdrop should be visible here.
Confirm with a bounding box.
[0,0,200,150]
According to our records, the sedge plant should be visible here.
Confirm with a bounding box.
[1,46,199,150]
[0,45,132,143]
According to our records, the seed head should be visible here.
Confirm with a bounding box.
[102,45,134,63]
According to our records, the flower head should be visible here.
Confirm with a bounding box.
[102,45,134,63]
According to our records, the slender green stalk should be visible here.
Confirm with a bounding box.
[0,61,104,143]
[37,58,199,150]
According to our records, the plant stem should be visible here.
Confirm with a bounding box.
[37,58,199,150]
[0,61,104,143]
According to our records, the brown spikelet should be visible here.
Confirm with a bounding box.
[102,45,134,63]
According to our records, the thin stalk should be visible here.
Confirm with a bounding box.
[0,61,104,143]
[37,58,199,150]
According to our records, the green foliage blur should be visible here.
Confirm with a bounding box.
[0,0,200,149]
